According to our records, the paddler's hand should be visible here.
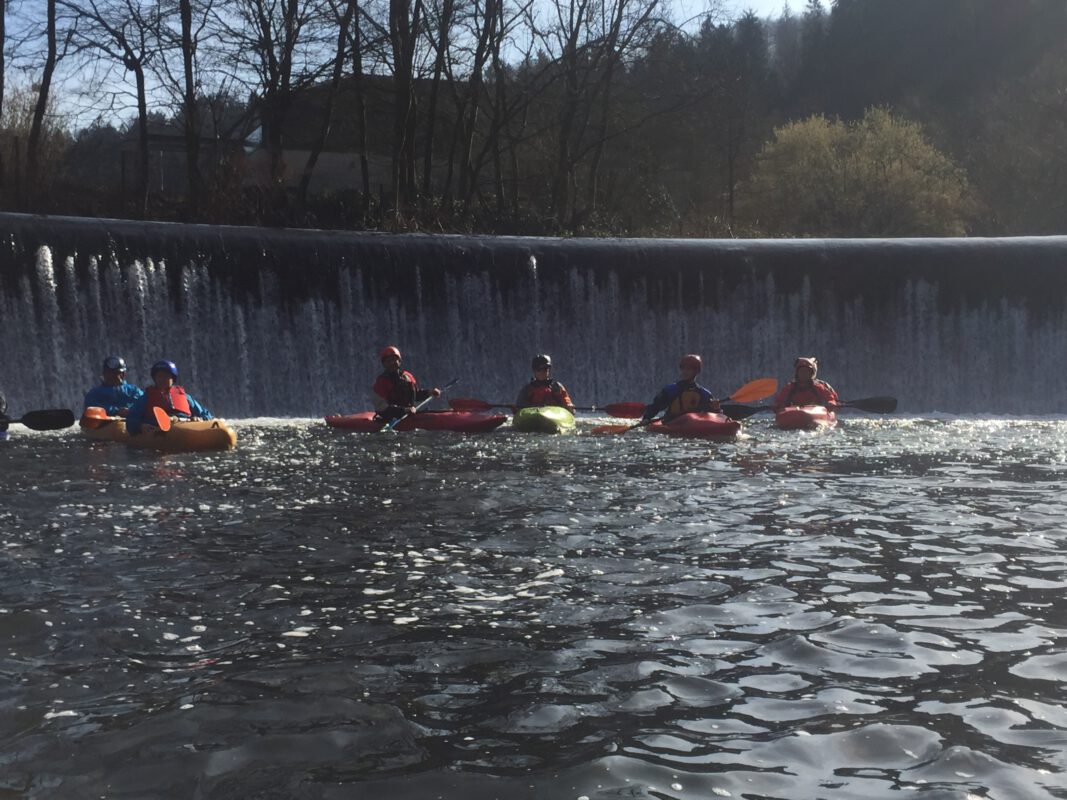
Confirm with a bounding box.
[116,408,129,418]
[431,388,441,397]
[710,399,721,412]
[406,405,417,415]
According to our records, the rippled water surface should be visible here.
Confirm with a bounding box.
[2,417,1067,799]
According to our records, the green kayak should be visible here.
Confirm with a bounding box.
[513,406,576,434]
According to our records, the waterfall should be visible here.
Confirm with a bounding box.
[1,213,1066,416]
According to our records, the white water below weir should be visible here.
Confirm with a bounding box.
[1,213,1065,416]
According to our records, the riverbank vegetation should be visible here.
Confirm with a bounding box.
[1,0,1064,237]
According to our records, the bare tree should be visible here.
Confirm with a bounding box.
[298,0,358,208]
[26,0,60,210]
[57,0,162,217]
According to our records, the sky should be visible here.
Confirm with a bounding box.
[724,0,818,19]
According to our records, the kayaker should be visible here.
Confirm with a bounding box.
[372,346,441,422]
[641,354,721,423]
[773,356,840,410]
[83,355,144,418]
[125,360,215,435]
[515,354,575,412]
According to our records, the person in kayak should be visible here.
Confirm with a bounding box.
[83,355,144,417]
[641,354,721,423]
[515,354,575,411]
[372,346,441,422]
[773,356,840,410]
[125,360,215,435]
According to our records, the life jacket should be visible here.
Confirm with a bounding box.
[667,382,712,419]
[144,385,193,417]
[523,379,568,407]
[783,379,836,407]
[374,370,418,407]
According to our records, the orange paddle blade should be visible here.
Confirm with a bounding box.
[590,423,637,435]
[80,407,111,429]
[153,406,173,431]
[728,378,778,404]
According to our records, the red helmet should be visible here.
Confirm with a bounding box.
[679,354,702,372]
[379,346,401,361]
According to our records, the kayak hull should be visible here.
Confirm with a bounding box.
[128,420,237,452]
[775,405,837,430]
[325,411,507,433]
[513,406,575,434]
[649,412,741,440]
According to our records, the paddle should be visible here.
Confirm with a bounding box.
[449,398,646,419]
[1,409,76,431]
[152,406,173,432]
[382,378,460,432]
[590,378,779,434]
[722,395,898,420]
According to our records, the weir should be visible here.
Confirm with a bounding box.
[1,212,1065,416]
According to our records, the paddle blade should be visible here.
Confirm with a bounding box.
[728,378,778,404]
[602,402,646,419]
[590,423,636,435]
[153,406,173,431]
[842,396,897,413]
[18,409,76,431]
[719,403,769,420]
[450,397,494,412]
[80,406,112,430]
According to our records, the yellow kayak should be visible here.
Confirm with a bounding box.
[127,419,237,453]
[80,411,236,452]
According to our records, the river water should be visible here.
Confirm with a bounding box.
[1,416,1066,799]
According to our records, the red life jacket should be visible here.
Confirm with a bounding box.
[779,379,837,407]
[373,370,418,407]
[522,380,569,407]
[144,385,193,417]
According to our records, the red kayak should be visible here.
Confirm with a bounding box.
[648,412,741,440]
[775,405,837,431]
[325,410,507,433]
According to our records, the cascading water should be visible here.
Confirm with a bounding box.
[1,213,1066,416]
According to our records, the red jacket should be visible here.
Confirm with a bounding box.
[774,379,839,410]
[374,370,433,407]
[516,379,574,409]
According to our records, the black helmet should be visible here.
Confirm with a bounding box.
[532,354,552,370]
[103,355,127,372]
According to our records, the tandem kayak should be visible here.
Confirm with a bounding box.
[127,419,237,453]
[512,406,575,434]
[325,410,507,433]
[648,412,741,440]
[775,405,837,431]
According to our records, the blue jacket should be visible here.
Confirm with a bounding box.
[84,382,144,415]
[125,389,214,435]
[643,380,718,422]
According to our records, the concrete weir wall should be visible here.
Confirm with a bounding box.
[1,212,1066,415]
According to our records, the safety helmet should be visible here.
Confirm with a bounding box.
[532,354,552,370]
[794,356,818,375]
[150,360,179,379]
[379,346,402,361]
[103,355,127,372]
[679,354,702,372]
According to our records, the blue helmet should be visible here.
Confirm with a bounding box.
[150,360,179,379]
[102,355,127,371]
